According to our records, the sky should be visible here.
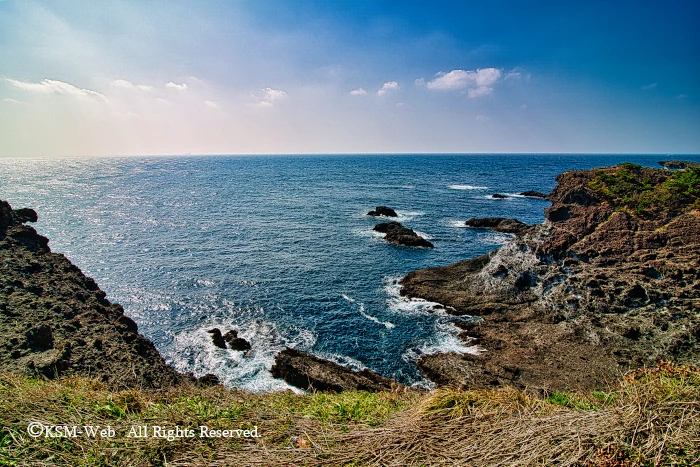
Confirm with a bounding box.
[0,0,698,157]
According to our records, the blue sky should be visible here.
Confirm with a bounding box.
[0,0,698,156]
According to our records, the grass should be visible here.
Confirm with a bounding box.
[0,362,698,466]
[587,164,699,216]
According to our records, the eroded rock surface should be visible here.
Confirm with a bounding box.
[271,348,395,392]
[374,222,434,248]
[402,164,700,392]
[0,200,189,389]
[465,217,530,235]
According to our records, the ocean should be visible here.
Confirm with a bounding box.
[1,154,697,391]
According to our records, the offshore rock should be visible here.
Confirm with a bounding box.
[402,164,700,392]
[465,217,530,235]
[658,160,699,170]
[491,193,508,199]
[367,206,398,217]
[519,191,549,199]
[271,348,395,392]
[0,200,187,389]
[374,222,434,248]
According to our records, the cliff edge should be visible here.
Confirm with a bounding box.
[0,200,187,389]
[401,164,700,392]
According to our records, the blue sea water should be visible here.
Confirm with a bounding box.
[1,154,698,391]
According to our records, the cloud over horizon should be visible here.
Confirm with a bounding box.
[6,78,108,103]
[426,68,502,97]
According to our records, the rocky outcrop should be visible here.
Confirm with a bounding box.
[374,222,434,248]
[519,191,549,199]
[401,164,700,392]
[270,348,395,392]
[367,206,398,217]
[491,193,508,199]
[0,200,194,389]
[465,217,530,234]
[658,160,699,170]
[208,328,251,351]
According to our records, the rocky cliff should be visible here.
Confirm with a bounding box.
[0,200,189,389]
[401,164,700,392]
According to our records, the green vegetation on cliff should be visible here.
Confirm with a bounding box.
[588,164,700,215]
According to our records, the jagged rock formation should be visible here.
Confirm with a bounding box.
[271,348,395,392]
[401,164,700,392]
[374,222,434,248]
[465,217,530,234]
[0,200,193,389]
[367,206,398,217]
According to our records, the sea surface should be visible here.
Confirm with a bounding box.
[1,154,697,391]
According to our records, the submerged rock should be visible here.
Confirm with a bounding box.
[373,222,434,248]
[367,206,398,217]
[465,217,529,234]
[270,348,395,392]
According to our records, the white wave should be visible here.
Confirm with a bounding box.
[342,295,394,329]
[383,276,448,316]
[165,318,316,393]
[358,303,395,329]
[448,184,488,190]
[354,227,386,239]
[480,232,515,245]
[396,210,424,222]
[447,219,468,228]
[314,352,367,373]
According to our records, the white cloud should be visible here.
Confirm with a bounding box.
[476,115,491,121]
[6,78,108,103]
[114,79,153,91]
[377,81,399,96]
[262,87,287,102]
[251,88,287,108]
[642,83,658,90]
[349,88,367,96]
[425,68,501,98]
[395,102,404,108]
[414,78,426,86]
[165,82,188,91]
[113,79,134,88]
[204,100,219,108]
[2,98,23,104]
[468,86,493,98]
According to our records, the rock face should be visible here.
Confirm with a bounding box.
[658,160,699,170]
[367,206,398,217]
[270,348,395,392]
[465,217,530,235]
[401,164,700,392]
[374,222,434,248]
[0,200,189,389]
[519,191,549,199]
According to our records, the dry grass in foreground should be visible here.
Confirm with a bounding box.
[1,362,698,466]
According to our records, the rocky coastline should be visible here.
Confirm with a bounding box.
[401,163,699,392]
[2,162,697,395]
